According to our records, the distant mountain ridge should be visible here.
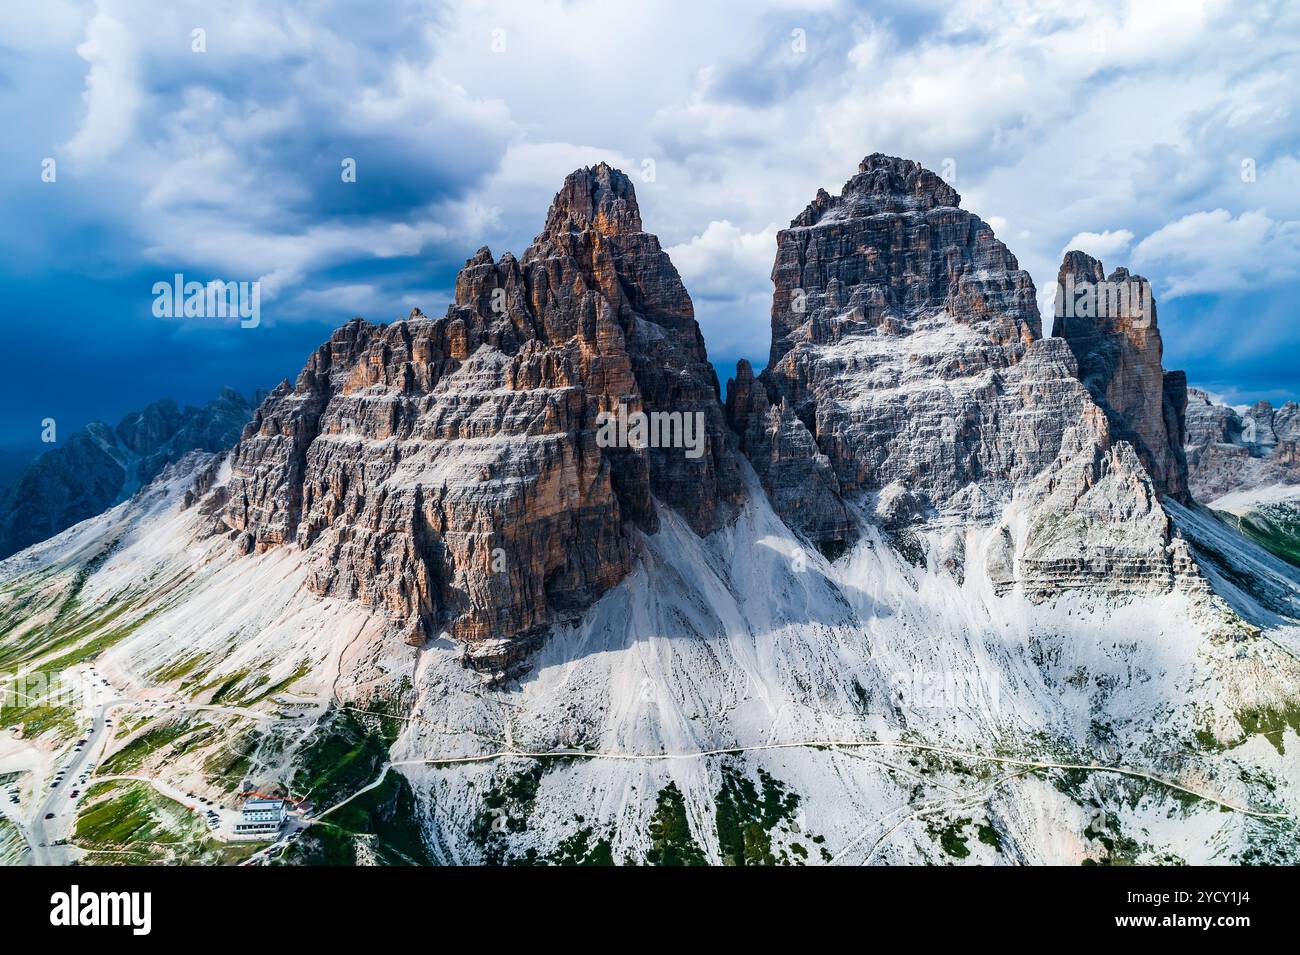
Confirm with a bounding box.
[1185,388,1300,502]
[0,387,260,559]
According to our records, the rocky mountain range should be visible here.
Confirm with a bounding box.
[0,388,258,560]
[1,156,1298,867]
[1185,388,1300,502]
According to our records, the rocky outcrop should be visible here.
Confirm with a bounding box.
[1185,389,1300,501]
[0,388,257,559]
[1011,403,1200,598]
[1051,251,1190,502]
[728,154,1197,598]
[724,358,855,547]
[218,164,744,672]
[733,154,1081,532]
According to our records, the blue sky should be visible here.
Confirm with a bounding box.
[1,0,1298,444]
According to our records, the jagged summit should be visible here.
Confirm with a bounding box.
[737,153,1047,543]
[730,156,1197,600]
[1052,249,1190,502]
[539,162,643,238]
[791,153,962,228]
[217,163,741,672]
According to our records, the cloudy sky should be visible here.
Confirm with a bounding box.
[1,0,1297,443]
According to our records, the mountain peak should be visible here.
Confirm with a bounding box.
[541,162,643,238]
[790,153,961,227]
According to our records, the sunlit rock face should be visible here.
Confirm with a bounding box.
[220,164,743,673]
[219,155,1210,674]
[733,154,1078,534]
[1052,250,1190,504]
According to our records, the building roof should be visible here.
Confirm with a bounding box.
[242,798,285,810]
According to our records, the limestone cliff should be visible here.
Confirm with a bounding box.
[219,164,743,672]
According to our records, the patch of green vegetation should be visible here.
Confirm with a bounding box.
[206,668,252,706]
[0,816,27,865]
[73,780,217,864]
[1218,504,1300,569]
[1194,726,1227,752]
[1050,766,1091,798]
[0,573,61,648]
[977,822,1002,852]
[0,673,79,742]
[40,607,161,673]
[83,780,120,801]
[546,824,615,866]
[75,782,186,846]
[201,727,265,792]
[1234,703,1300,756]
[715,762,804,866]
[242,660,311,706]
[646,781,707,866]
[1082,810,1142,865]
[278,822,357,865]
[468,763,546,865]
[928,817,972,859]
[100,717,212,775]
[289,709,390,807]
[278,770,432,866]
[0,578,130,671]
[151,652,207,684]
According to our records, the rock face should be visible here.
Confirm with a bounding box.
[730,154,1078,532]
[0,389,257,559]
[724,358,855,547]
[1185,389,1300,501]
[1051,251,1190,503]
[727,154,1195,596]
[214,155,1213,667]
[219,164,743,671]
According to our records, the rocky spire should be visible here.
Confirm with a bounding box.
[789,154,962,230]
[1052,250,1190,502]
[218,163,743,676]
[735,153,1051,545]
[539,162,643,238]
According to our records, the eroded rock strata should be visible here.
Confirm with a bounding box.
[1052,250,1189,503]
[725,154,1196,597]
[219,164,742,671]
[217,155,1210,670]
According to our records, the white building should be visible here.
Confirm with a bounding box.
[233,798,287,840]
